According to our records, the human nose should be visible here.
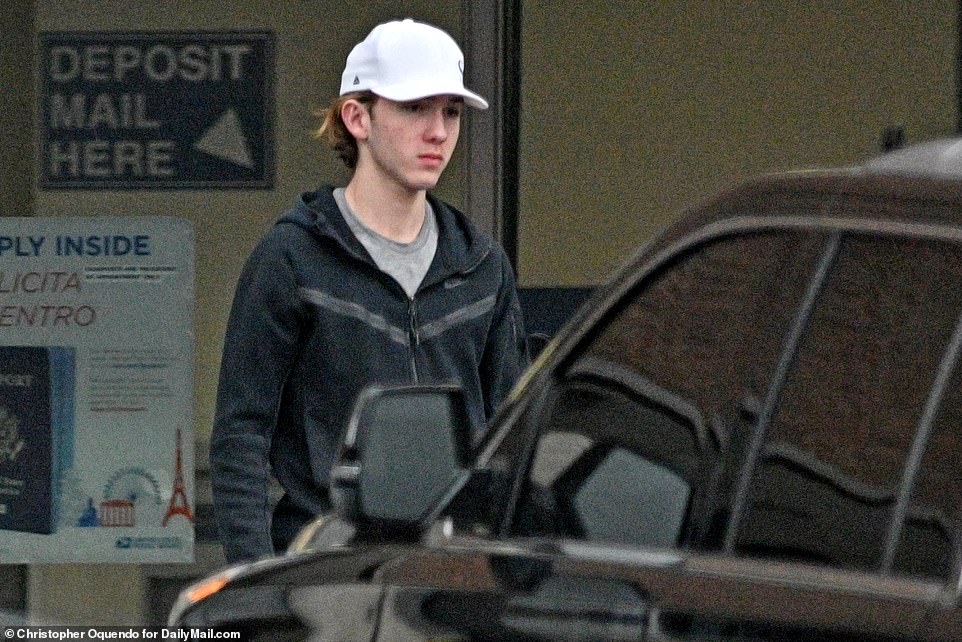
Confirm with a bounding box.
[424,108,449,142]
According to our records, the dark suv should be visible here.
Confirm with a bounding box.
[171,139,962,640]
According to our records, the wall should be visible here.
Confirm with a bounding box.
[1,2,35,218]
[518,1,958,285]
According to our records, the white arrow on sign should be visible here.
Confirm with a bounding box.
[194,109,254,169]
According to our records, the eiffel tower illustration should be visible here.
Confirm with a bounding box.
[163,428,193,525]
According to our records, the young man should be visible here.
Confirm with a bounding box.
[210,19,529,564]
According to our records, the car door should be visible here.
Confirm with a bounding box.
[371,198,962,640]
[371,537,937,641]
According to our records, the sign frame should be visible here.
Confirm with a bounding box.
[37,30,276,190]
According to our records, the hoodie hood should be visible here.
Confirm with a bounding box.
[276,186,493,282]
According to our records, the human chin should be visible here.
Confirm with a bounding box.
[405,167,444,190]
[406,175,440,191]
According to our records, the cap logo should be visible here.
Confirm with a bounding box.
[353,75,360,86]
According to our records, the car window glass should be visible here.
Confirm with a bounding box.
[894,410,962,580]
[892,249,962,580]
[571,447,691,546]
[734,236,962,580]
[509,231,824,548]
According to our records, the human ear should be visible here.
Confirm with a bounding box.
[341,99,371,141]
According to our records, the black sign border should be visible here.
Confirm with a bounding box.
[37,30,276,191]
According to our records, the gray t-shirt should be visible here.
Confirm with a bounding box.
[333,188,438,298]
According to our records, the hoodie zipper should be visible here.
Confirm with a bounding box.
[325,232,423,383]
[309,193,494,385]
[408,297,420,383]
[405,246,493,384]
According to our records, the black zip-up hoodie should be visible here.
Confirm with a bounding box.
[211,186,528,563]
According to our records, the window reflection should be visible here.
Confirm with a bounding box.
[737,237,962,578]
[513,232,820,549]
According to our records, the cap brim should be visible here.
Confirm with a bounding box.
[371,82,489,110]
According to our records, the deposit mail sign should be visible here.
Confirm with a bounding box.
[39,31,275,189]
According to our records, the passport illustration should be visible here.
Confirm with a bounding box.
[0,346,75,534]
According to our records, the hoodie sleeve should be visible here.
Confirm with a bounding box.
[480,249,530,421]
[210,228,304,564]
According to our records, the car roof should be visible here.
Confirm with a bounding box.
[862,137,962,178]
[637,137,962,266]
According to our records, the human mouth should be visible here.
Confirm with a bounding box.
[419,153,444,168]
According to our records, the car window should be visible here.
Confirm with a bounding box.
[732,235,962,580]
[508,227,962,584]
[508,230,825,547]
[518,369,699,545]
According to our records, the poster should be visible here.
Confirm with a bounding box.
[0,217,194,562]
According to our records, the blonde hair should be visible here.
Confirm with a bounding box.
[313,91,377,170]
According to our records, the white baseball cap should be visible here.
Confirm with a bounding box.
[339,19,489,110]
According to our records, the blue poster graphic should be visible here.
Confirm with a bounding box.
[38,31,275,189]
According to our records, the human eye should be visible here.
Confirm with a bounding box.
[445,101,464,118]
[401,101,425,113]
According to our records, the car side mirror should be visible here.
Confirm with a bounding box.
[330,385,473,536]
